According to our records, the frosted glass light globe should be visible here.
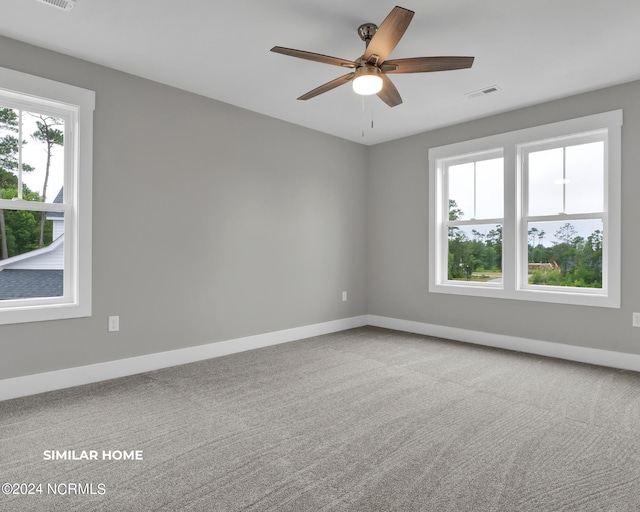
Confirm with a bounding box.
[352,66,383,95]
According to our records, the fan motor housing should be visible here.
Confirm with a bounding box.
[357,23,378,44]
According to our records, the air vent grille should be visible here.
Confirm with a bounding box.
[36,0,75,11]
[465,85,501,100]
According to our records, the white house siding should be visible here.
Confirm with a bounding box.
[0,236,64,270]
[52,219,64,240]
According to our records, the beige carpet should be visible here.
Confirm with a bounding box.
[1,326,640,511]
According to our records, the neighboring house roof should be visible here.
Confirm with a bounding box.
[0,269,63,299]
[0,234,64,270]
[0,188,65,298]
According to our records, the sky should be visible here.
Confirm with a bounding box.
[452,219,603,248]
[448,143,604,246]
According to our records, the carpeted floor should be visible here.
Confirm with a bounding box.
[1,326,640,511]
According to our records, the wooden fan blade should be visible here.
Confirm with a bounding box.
[377,74,403,107]
[298,73,355,101]
[363,6,414,65]
[271,46,356,68]
[382,56,475,74]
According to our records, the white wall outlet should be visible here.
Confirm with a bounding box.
[342,291,347,302]
[108,316,120,332]
[633,313,640,328]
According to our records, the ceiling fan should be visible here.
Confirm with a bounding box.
[271,6,474,107]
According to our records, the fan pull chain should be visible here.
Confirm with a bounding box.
[361,95,366,137]
[361,96,376,137]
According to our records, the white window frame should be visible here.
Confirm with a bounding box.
[429,110,622,308]
[0,66,94,324]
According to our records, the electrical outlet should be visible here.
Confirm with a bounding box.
[108,316,120,332]
[342,291,347,302]
[633,313,640,328]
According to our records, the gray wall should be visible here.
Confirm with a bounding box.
[0,37,368,379]
[367,80,640,354]
[3,34,640,382]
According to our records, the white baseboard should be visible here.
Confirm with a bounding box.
[0,315,368,401]
[4,313,637,402]
[368,315,640,373]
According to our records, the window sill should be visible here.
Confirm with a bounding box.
[430,282,619,308]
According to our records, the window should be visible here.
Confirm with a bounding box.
[429,110,622,308]
[0,67,94,324]
[446,151,504,284]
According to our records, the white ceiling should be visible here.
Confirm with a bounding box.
[3,0,640,145]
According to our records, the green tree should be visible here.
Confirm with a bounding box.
[552,223,578,273]
[0,108,20,259]
[471,229,485,243]
[448,199,464,240]
[529,224,603,288]
[528,227,539,261]
[450,236,481,280]
[531,245,546,263]
[485,226,502,271]
[555,223,578,245]
[537,229,546,247]
[0,170,14,259]
[447,200,474,279]
[448,199,464,221]
[0,181,48,257]
[483,245,497,271]
[30,114,63,248]
[0,108,35,259]
[573,230,602,287]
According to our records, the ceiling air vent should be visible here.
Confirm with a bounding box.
[36,0,75,11]
[465,85,501,100]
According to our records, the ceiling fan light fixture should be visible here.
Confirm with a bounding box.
[352,66,383,96]
[272,6,474,107]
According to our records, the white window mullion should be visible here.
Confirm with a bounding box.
[0,200,66,212]
[526,212,605,223]
[429,159,445,287]
[561,147,567,214]
[520,146,530,290]
[503,144,518,293]
[17,108,23,200]
[440,163,449,284]
[447,218,503,227]
[473,161,477,219]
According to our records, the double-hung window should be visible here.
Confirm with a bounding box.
[429,110,622,308]
[0,67,94,324]
[444,150,504,285]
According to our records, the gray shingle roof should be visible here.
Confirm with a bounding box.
[0,270,63,299]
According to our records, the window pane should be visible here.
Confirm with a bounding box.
[528,148,564,216]
[0,209,64,299]
[0,107,65,205]
[527,219,603,289]
[21,111,65,204]
[448,158,503,220]
[565,141,604,214]
[0,106,20,201]
[476,158,503,219]
[448,162,474,220]
[448,223,502,283]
